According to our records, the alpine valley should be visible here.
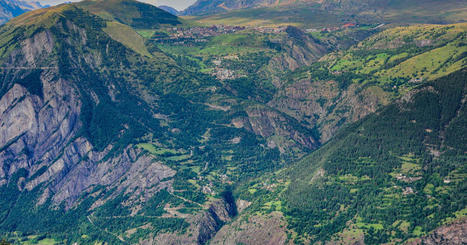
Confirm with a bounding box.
[0,0,465,244]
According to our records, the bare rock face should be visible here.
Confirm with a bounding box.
[269,26,328,75]
[0,30,83,191]
[211,212,291,245]
[151,198,237,245]
[407,219,467,245]
[244,104,319,152]
[0,23,174,210]
[268,78,386,143]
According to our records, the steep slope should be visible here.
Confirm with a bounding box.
[183,0,268,16]
[158,5,180,16]
[147,21,465,153]
[228,69,467,244]
[0,2,323,244]
[77,0,181,29]
[187,0,466,27]
[0,3,180,208]
[0,4,230,244]
[0,0,42,24]
[185,0,399,15]
[269,23,467,142]
[148,23,328,152]
[0,0,465,244]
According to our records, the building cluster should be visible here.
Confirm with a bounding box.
[306,22,358,33]
[153,25,246,44]
[151,25,295,45]
[252,26,288,34]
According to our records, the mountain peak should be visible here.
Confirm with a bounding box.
[4,0,182,32]
[0,0,43,24]
[77,0,181,29]
[6,4,75,27]
[158,5,180,16]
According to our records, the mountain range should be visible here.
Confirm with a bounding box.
[0,0,465,244]
[183,0,467,19]
[0,0,42,24]
[158,5,180,16]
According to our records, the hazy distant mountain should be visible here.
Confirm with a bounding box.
[158,5,180,15]
[182,0,265,16]
[182,0,467,17]
[0,0,42,24]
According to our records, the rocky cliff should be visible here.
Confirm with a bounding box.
[145,197,237,245]
[268,79,386,143]
[407,219,467,245]
[211,211,291,245]
[268,26,328,73]
[0,2,325,243]
[0,1,465,244]
[0,5,178,209]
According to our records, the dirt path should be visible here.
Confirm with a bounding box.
[87,214,128,243]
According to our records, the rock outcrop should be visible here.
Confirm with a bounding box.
[0,8,175,210]
[269,26,327,73]
[211,211,291,245]
[407,219,467,245]
[268,79,387,143]
[150,198,237,245]
[244,105,319,152]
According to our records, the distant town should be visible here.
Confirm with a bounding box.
[150,23,375,45]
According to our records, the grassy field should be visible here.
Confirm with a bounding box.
[104,21,151,56]
[325,23,467,94]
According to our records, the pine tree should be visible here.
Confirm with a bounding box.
[0,239,11,245]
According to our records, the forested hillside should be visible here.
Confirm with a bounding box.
[232,69,466,244]
[0,1,319,243]
[0,0,465,244]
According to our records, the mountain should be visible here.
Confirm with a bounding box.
[218,69,467,244]
[186,0,467,27]
[0,0,42,24]
[183,0,467,16]
[158,5,180,16]
[76,0,181,28]
[152,19,467,243]
[0,0,465,244]
[182,0,265,16]
[0,1,322,243]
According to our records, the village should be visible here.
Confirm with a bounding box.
[151,25,246,44]
[151,22,365,45]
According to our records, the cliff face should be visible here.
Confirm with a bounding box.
[211,211,291,245]
[0,3,325,243]
[269,26,328,73]
[407,219,467,245]
[268,78,386,143]
[1,1,464,244]
[148,198,237,245]
[244,105,319,152]
[0,6,176,209]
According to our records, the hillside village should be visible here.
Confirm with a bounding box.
[151,22,364,45]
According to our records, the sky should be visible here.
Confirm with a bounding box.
[33,0,198,11]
